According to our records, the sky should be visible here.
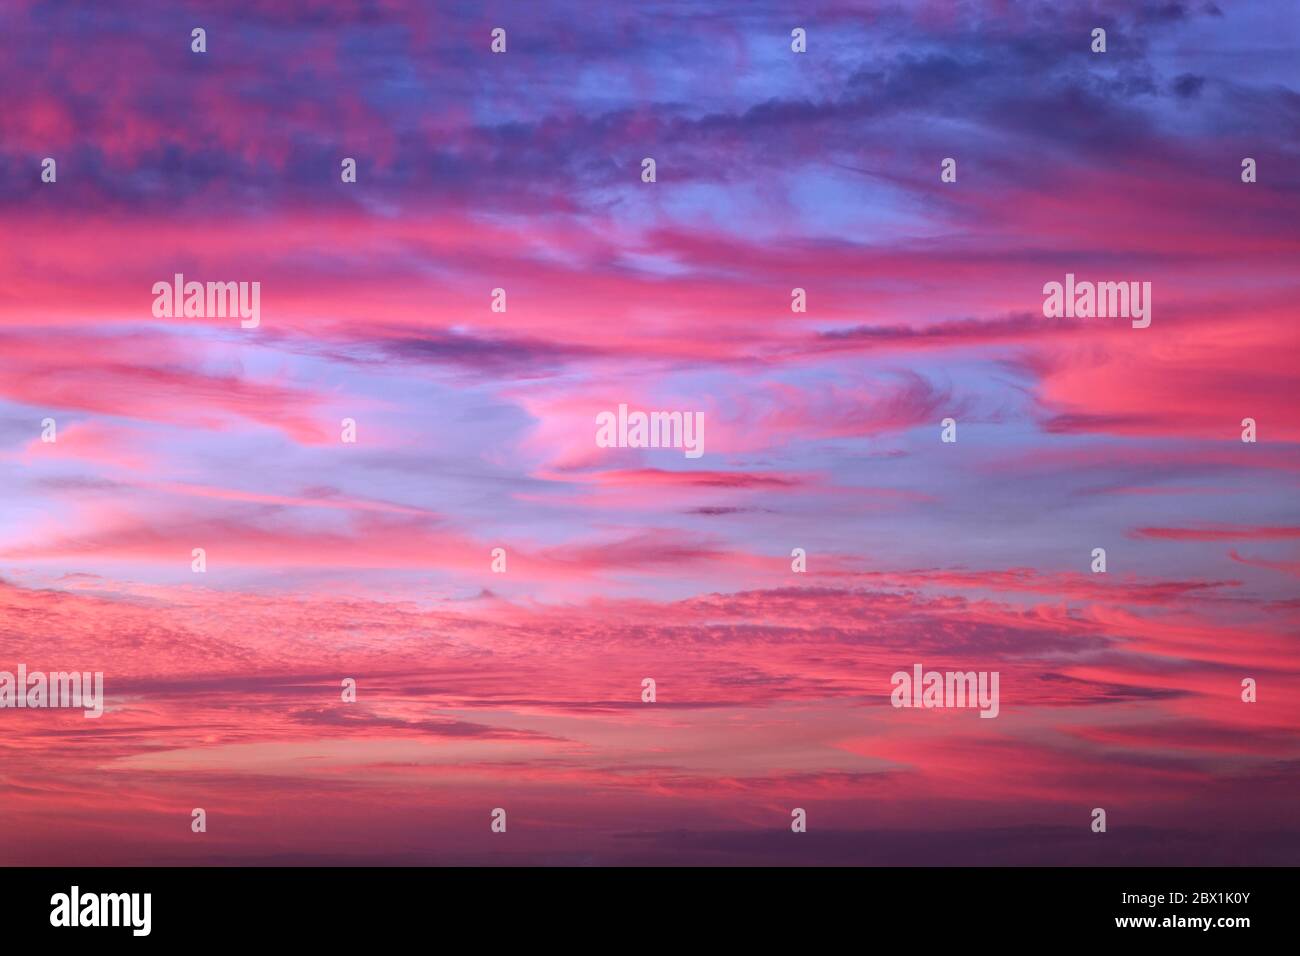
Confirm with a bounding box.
[0,0,1297,865]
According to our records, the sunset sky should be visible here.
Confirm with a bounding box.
[0,0,1297,865]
